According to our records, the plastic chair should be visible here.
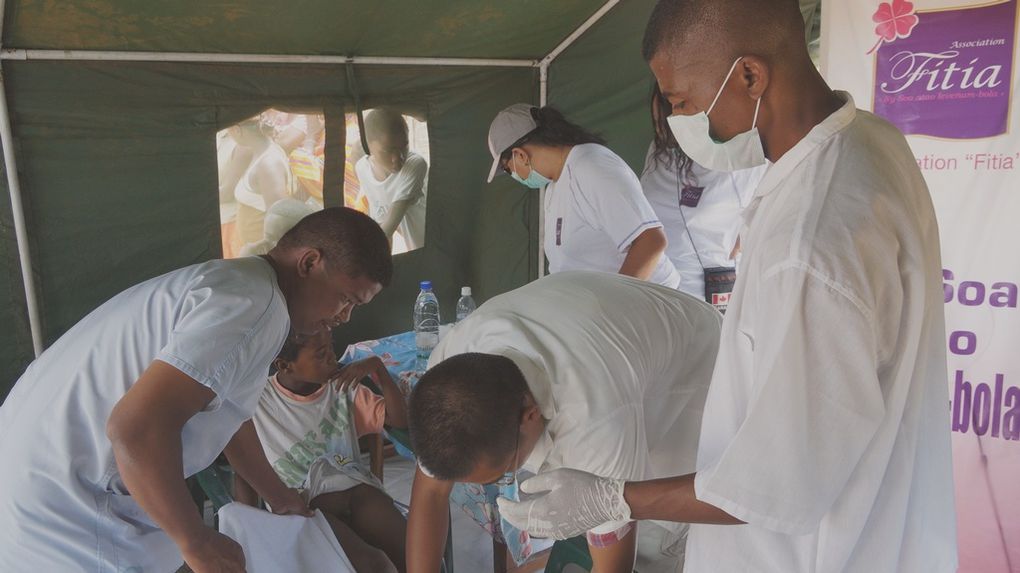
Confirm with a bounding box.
[544,536,593,573]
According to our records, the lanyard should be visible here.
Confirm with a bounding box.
[676,162,707,271]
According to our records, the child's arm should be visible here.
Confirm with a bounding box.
[335,356,408,429]
[588,525,639,573]
[231,472,260,507]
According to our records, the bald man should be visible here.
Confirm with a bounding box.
[497,1,958,572]
[355,108,428,249]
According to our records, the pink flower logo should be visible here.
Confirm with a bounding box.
[868,0,920,54]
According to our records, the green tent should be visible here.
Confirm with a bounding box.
[0,0,666,398]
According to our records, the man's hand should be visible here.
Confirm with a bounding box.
[266,487,313,517]
[181,529,246,573]
[496,468,631,540]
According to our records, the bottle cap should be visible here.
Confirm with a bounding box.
[461,286,472,296]
[420,280,433,290]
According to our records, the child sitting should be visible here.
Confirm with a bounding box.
[235,329,409,573]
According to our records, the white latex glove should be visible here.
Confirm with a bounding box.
[496,468,631,539]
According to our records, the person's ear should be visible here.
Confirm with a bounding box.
[740,56,770,101]
[296,248,324,278]
[274,358,291,373]
[512,147,530,166]
[522,401,542,424]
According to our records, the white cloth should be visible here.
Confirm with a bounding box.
[430,271,720,559]
[640,144,766,298]
[685,93,957,572]
[0,257,291,572]
[355,152,427,250]
[218,503,355,573]
[543,144,681,288]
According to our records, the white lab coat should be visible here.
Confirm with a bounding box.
[0,257,291,572]
[429,271,721,564]
[543,144,681,288]
[685,93,957,572]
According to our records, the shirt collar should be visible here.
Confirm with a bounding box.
[270,373,328,403]
[753,91,857,200]
[522,429,554,474]
[500,346,556,420]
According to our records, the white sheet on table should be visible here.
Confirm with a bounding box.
[218,502,355,573]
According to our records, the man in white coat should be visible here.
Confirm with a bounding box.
[498,1,958,572]
[405,271,721,572]
[0,208,392,573]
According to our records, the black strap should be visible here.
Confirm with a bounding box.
[345,62,370,156]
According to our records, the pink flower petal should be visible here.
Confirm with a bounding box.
[873,2,894,23]
[894,13,919,37]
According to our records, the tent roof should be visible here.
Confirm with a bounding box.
[3,0,607,60]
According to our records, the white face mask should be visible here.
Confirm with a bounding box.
[666,57,766,172]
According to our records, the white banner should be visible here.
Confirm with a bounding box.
[822,1,1020,571]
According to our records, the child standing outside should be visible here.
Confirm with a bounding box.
[236,329,408,572]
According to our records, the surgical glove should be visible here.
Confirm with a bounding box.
[496,468,631,539]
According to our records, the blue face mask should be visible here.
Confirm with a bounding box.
[510,153,552,189]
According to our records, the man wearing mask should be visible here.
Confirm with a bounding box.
[498,1,958,572]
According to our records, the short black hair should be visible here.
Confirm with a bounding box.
[276,332,310,364]
[408,353,529,481]
[642,0,804,63]
[275,207,393,287]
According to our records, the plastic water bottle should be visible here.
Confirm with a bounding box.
[413,280,441,362]
[456,287,476,322]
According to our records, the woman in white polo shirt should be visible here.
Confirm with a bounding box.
[486,104,680,288]
[640,85,767,310]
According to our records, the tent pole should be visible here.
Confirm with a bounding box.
[0,0,6,47]
[0,65,44,357]
[537,62,549,279]
[0,49,536,68]
[539,0,621,69]
[533,0,620,280]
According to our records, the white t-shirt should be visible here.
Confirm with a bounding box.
[543,144,681,288]
[429,271,720,537]
[685,93,957,572]
[0,257,291,572]
[640,144,766,298]
[253,375,385,489]
[355,152,427,250]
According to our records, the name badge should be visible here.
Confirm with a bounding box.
[704,266,737,313]
[681,185,705,208]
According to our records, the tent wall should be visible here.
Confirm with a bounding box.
[0,161,33,401]
[547,0,657,173]
[0,60,536,396]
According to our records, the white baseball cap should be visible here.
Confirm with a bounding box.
[486,103,539,183]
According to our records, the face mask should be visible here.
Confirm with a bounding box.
[667,57,766,172]
[511,153,552,189]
